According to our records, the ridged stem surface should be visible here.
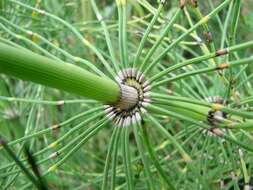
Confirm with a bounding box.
[0,42,120,104]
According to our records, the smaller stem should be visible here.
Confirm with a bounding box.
[122,127,134,190]
[111,127,122,190]
[141,124,176,190]
[140,8,181,73]
[102,127,119,190]
[133,121,155,190]
[149,41,253,83]
[133,3,164,68]
[143,0,231,74]
[152,56,253,88]
[0,138,41,189]
[146,114,192,162]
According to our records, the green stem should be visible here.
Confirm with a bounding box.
[149,41,253,83]
[0,42,120,104]
[0,138,41,189]
[90,0,120,72]
[133,122,155,190]
[122,126,134,190]
[142,124,176,190]
[152,56,253,87]
[140,8,181,72]
[133,3,164,68]
[143,0,232,74]
[111,127,122,190]
[101,127,119,190]
[146,114,192,162]
[9,0,116,78]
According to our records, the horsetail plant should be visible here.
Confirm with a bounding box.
[0,0,253,189]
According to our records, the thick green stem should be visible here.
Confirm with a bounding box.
[0,42,120,104]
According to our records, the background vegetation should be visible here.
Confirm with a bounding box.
[0,0,253,189]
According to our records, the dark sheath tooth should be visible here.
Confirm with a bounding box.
[125,68,131,78]
[136,71,142,82]
[130,68,135,78]
[132,69,137,78]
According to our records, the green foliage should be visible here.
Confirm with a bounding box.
[0,0,253,189]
